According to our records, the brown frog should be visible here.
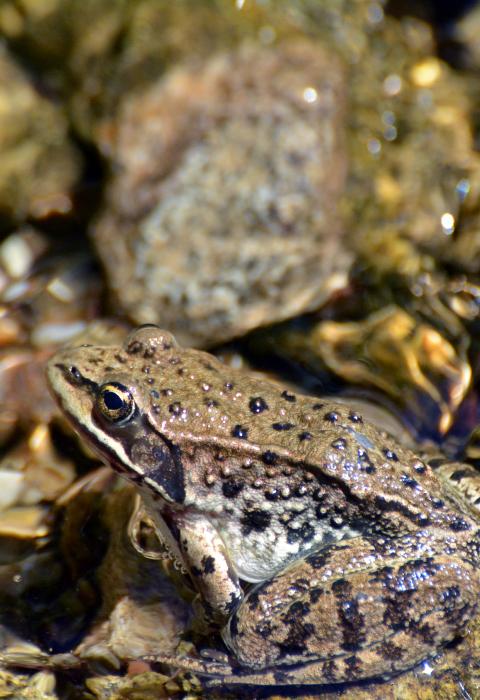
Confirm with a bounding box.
[46,326,480,686]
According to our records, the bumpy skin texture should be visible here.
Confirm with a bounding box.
[47,327,480,686]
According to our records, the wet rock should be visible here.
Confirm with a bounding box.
[0,45,80,226]
[92,40,349,347]
[0,0,311,138]
[0,249,109,445]
[0,668,58,699]
[0,425,76,506]
[257,305,471,440]
[76,488,191,665]
[85,671,177,700]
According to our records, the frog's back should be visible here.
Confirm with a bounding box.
[110,328,471,533]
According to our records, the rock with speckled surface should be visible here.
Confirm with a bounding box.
[92,41,350,347]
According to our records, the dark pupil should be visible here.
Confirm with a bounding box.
[103,390,124,411]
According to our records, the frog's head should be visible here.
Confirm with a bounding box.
[46,326,187,504]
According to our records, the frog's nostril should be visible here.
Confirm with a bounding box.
[56,363,99,393]
[69,366,82,382]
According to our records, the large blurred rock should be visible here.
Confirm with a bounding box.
[92,41,350,347]
[0,46,80,224]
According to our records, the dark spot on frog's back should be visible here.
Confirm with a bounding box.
[307,549,333,570]
[400,474,418,488]
[300,522,315,541]
[232,425,248,439]
[324,411,339,422]
[331,578,353,597]
[310,587,324,603]
[222,479,244,498]
[450,518,471,532]
[414,462,426,474]
[262,451,278,465]
[272,422,294,431]
[201,555,215,574]
[254,620,273,640]
[249,397,268,414]
[348,412,363,423]
[126,339,143,355]
[241,509,271,534]
[287,522,315,544]
[284,601,311,621]
[169,402,183,415]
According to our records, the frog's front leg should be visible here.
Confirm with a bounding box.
[224,535,478,684]
[168,511,243,622]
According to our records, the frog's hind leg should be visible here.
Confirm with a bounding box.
[223,536,478,685]
[139,653,332,688]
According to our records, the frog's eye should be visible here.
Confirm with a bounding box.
[96,382,135,423]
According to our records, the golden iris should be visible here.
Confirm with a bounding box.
[96,382,135,423]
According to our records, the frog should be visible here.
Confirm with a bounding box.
[46,325,480,687]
